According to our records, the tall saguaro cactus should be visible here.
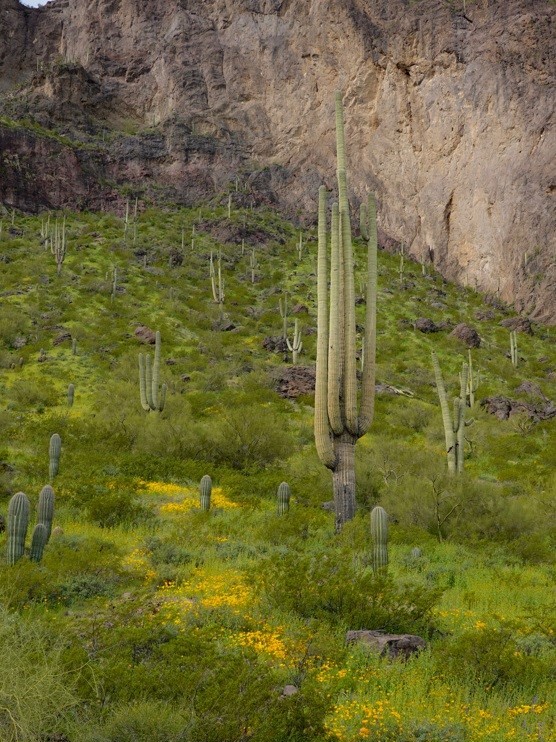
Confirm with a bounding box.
[37,485,55,541]
[314,92,378,531]
[139,331,167,412]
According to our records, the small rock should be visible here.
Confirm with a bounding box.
[165,358,177,365]
[135,326,156,344]
[500,317,533,335]
[12,336,27,349]
[475,309,496,321]
[181,374,191,382]
[414,317,439,333]
[0,514,5,533]
[53,331,72,346]
[322,500,335,511]
[292,304,309,314]
[281,685,298,697]
[346,630,426,660]
[168,249,183,267]
[450,323,481,348]
[263,336,288,353]
[274,365,316,399]
[212,318,236,332]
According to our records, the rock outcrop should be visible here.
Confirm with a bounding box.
[0,0,554,321]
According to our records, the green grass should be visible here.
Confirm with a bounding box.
[0,204,554,741]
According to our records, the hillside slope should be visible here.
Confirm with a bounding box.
[0,0,555,320]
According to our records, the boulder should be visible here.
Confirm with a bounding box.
[346,630,426,660]
[450,323,481,348]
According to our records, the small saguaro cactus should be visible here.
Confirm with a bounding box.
[297,232,304,260]
[37,484,55,541]
[510,330,518,367]
[460,350,479,407]
[199,475,212,511]
[279,294,288,340]
[30,524,48,563]
[432,353,474,474]
[139,331,167,412]
[7,492,30,565]
[67,383,75,407]
[286,319,303,364]
[277,482,291,515]
[210,251,225,313]
[250,247,258,283]
[370,506,389,573]
[111,266,118,301]
[50,217,67,275]
[71,337,78,355]
[49,433,62,480]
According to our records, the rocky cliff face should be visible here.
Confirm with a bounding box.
[1,0,555,321]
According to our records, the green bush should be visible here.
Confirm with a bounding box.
[8,378,59,409]
[256,548,441,634]
[86,490,153,527]
[435,626,547,691]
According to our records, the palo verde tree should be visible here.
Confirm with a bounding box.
[314,92,378,531]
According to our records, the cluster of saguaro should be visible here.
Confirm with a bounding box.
[286,319,303,364]
[7,485,55,565]
[431,352,473,474]
[49,433,62,481]
[370,505,388,573]
[139,331,167,412]
[314,92,378,531]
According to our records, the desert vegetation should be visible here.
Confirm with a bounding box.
[0,99,555,742]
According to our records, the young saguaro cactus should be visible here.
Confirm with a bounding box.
[49,433,62,480]
[286,319,303,364]
[277,482,291,515]
[30,523,48,563]
[139,331,167,412]
[67,383,75,407]
[370,506,388,573]
[432,353,473,474]
[199,475,212,511]
[314,92,378,531]
[7,492,30,565]
[37,485,55,541]
[510,330,518,368]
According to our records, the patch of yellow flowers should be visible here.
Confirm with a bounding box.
[139,480,239,511]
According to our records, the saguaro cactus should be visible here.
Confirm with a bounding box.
[210,251,225,314]
[510,330,518,367]
[370,506,388,573]
[30,524,48,563]
[7,492,30,565]
[286,319,303,364]
[49,433,62,480]
[432,353,473,474]
[460,350,479,407]
[199,475,212,511]
[314,92,378,531]
[277,482,291,515]
[50,217,66,275]
[139,331,167,412]
[67,383,75,407]
[37,485,55,541]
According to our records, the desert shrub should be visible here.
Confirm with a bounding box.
[0,306,30,348]
[202,405,293,470]
[81,701,189,742]
[145,537,193,566]
[86,489,153,527]
[256,548,441,634]
[0,608,79,741]
[435,626,548,691]
[8,377,59,409]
